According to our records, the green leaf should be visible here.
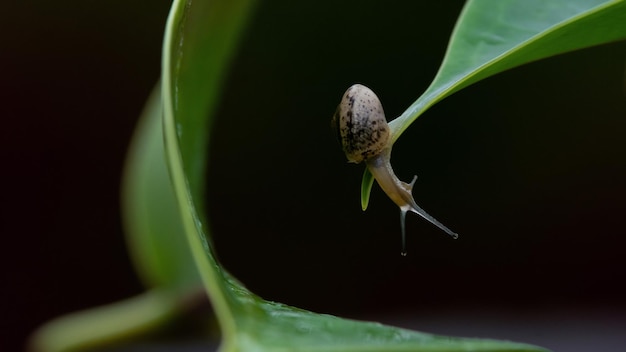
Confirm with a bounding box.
[162,0,259,341]
[361,0,626,209]
[122,83,201,291]
[361,166,376,211]
[29,87,202,352]
[162,0,549,351]
[29,290,184,352]
[220,274,549,352]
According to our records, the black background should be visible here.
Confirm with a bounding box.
[4,1,626,351]
[3,1,170,350]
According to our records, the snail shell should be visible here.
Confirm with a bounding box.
[332,84,390,163]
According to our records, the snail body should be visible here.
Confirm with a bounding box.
[333,84,458,255]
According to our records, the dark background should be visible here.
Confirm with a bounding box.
[3,1,626,351]
[3,1,170,350]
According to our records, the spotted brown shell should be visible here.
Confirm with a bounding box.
[332,84,390,163]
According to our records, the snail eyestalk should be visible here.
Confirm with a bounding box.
[400,208,408,256]
[333,84,458,255]
[366,149,458,256]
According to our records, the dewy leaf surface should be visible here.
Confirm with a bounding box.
[361,0,626,208]
[162,0,549,351]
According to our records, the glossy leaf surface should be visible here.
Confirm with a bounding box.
[361,0,626,208]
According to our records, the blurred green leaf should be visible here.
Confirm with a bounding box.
[162,0,549,351]
[122,83,201,291]
[29,290,183,352]
[361,0,626,208]
[29,87,200,352]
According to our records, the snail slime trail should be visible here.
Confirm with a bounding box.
[332,84,458,256]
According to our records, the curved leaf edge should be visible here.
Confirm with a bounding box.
[390,0,626,140]
[161,0,241,341]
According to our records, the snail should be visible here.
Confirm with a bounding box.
[332,84,458,256]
